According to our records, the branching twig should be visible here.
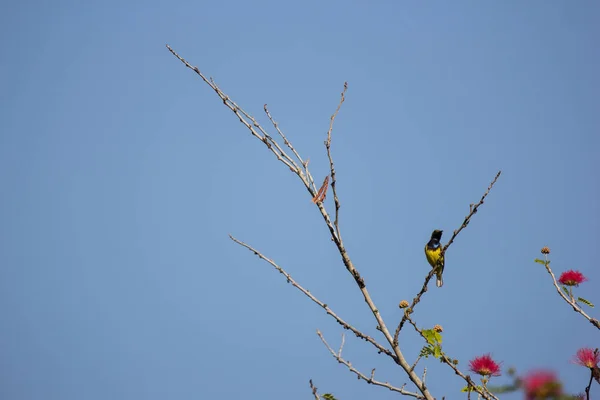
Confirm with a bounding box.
[264,104,318,193]
[166,45,317,197]
[309,379,321,400]
[404,315,499,400]
[229,235,396,359]
[540,254,600,330]
[393,171,502,343]
[324,82,347,242]
[317,330,424,399]
[169,46,433,400]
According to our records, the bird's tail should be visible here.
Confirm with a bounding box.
[436,272,443,288]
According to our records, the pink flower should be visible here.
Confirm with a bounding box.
[558,270,587,286]
[468,354,501,377]
[573,348,600,368]
[521,370,562,400]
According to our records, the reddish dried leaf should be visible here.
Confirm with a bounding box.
[312,176,329,203]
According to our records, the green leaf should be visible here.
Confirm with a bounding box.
[461,385,483,392]
[534,258,548,265]
[421,329,442,346]
[561,286,570,297]
[577,297,594,307]
[323,394,337,400]
[421,329,436,345]
[420,345,433,358]
[432,344,442,359]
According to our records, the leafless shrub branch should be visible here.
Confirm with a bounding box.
[229,235,395,358]
[264,104,318,192]
[317,330,424,399]
[325,83,347,241]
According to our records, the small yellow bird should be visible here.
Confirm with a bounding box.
[424,230,444,287]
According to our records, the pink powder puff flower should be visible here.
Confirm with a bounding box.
[468,354,501,377]
[558,270,587,286]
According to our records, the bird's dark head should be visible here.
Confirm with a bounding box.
[430,230,443,240]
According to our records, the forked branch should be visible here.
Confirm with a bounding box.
[166,44,317,199]
[394,171,502,341]
[229,235,395,358]
[317,331,424,399]
[325,83,347,241]
[264,104,318,193]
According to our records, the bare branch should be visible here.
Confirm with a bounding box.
[394,171,502,343]
[540,254,600,330]
[309,379,321,400]
[317,330,424,399]
[338,333,346,358]
[324,82,347,242]
[166,45,316,197]
[229,235,396,359]
[442,170,502,254]
[410,355,423,373]
[264,104,318,192]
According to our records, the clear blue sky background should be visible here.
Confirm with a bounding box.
[1,1,598,399]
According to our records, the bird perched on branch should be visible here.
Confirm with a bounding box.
[425,230,444,287]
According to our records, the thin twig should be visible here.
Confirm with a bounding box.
[544,254,600,329]
[394,269,436,344]
[540,254,600,330]
[404,315,499,400]
[583,351,600,400]
[324,82,347,242]
[166,45,317,196]
[393,171,502,343]
[585,369,593,400]
[441,171,502,254]
[317,330,424,399]
[229,235,396,359]
[264,104,318,192]
[309,379,321,400]
[338,333,346,358]
[410,355,423,373]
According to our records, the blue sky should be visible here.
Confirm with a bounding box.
[1,1,599,399]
